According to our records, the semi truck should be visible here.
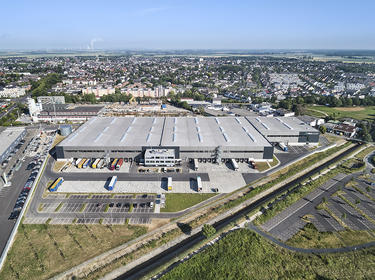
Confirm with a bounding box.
[82,159,91,169]
[97,159,105,169]
[110,159,118,171]
[49,177,64,192]
[116,158,123,171]
[231,158,239,171]
[278,142,288,152]
[107,176,117,191]
[92,158,100,168]
[193,158,198,171]
[196,176,202,192]
[167,177,172,191]
[77,159,86,169]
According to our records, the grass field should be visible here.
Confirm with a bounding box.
[256,156,279,172]
[161,193,217,212]
[161,229,375,280]
[0,224,147,280]
[306,105,375,121]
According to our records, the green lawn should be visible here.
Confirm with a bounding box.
[161,193,217,212]
[161,229,375,280]
[306,105,375,121]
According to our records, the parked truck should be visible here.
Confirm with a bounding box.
[231,158,239,171]
[196,176,202,192]
[278,142,288,152]
[110,159,118,171]
[167,177,172,191]
[49,177,64,192]
[92,158,100,168]
[107,176,117,191]
[116,158,123,171]
[193,158,198,171]
[77,159,86,169]
[82,159,91,169]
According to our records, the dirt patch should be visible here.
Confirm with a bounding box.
[335,107,364,112]
[146,219,170,231]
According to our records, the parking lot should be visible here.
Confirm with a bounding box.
[260,173,375,241]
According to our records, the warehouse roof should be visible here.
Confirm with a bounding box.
[161,117,270,148]
[246,116,318,136]
[58,116,271,149]
[59,117,163,147]
[0,127,25,157]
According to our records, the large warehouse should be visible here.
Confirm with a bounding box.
[246,116,320,145]
[55,116,319,165]
[56,116,273,163]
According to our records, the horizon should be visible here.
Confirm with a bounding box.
[1,0,375,50]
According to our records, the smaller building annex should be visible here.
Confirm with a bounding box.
[0,127,26,164]
[246,116,319,145]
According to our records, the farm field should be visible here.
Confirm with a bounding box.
[306,105,375,121]
[161,229,375,280]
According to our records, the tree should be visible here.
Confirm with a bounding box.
[319,125,327,134]
[202,224,216,238]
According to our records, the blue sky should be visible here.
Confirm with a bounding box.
[0,0,374,50]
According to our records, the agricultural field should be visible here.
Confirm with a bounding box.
[306,105,375,121]
[161,229,375,280]
[0,224,147,280]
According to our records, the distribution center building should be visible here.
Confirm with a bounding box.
[56,116,274,163]
[55,116,320,164]
[246,116,320,145]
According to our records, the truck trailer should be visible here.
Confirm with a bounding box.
[167,177,172,191]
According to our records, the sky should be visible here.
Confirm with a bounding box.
[0,0,374,50]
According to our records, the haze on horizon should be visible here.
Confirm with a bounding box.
[0,0,374,50]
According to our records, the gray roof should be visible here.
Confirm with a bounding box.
[0,127,25,156]
[58,116,271,149]
[59,117,163,147]
[161,117,270,148]
[246,116,319,136]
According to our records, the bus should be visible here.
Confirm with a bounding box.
[77,159,86,169]
[116,158,123,171]
[107,176,117,191]
[92,158,100,168]
[196,176,202,192]
[50,177,64,192]
[231,159,239,171]
[110,159,118,170]
[82,159,91,169]
[193,158,198,171]
[167,177,172,191]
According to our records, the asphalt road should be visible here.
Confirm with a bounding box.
[248,223,375,254]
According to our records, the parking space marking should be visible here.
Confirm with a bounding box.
[76,218,101,224]
[129,217,151,224]
[49,218,75,224]
[102,218,126,224]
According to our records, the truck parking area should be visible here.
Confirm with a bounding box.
[260,173,375,242]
